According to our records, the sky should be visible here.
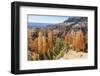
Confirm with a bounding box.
[28,15,69,24]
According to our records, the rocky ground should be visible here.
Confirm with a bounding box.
[61,50,87,60]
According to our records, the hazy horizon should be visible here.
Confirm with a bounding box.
[28,15,69,24]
